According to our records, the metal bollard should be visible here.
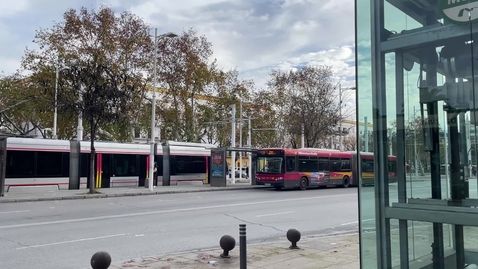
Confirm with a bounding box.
[240,224,247,269]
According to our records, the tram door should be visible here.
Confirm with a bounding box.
[101,154,111,188]
[138,155,147,187]
[93,153,111,189]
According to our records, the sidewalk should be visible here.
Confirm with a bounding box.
[108,233,359,269]
[0,183,269,204]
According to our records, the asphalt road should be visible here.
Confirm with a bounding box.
[0,187,358,269]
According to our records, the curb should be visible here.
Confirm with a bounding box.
[0,186,269,204]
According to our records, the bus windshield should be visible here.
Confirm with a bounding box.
[257,157,283,173]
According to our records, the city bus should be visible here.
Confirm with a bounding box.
[255,148,397,190]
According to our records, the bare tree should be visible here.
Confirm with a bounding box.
[267,66,341,148]
[22,6,153,193]
[342,135,357,151]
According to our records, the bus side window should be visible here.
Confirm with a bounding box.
[341,159,351,171]
[286,156,296,172]
[330,158,341,172]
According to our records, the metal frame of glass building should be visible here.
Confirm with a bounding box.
[356,0,478,268]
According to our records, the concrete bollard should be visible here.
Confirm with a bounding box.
[90,251,112,269]
[286,228,301,249]
[219,235,236,258]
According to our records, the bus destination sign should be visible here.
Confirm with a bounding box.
[258,150,283,156]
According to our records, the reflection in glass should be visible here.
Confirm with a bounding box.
[357,0,478,267]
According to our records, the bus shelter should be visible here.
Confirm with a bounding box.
[209,147,257,187]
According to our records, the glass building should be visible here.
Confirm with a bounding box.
[356,0,478,268]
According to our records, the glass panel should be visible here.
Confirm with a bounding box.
[358,0,478,267]
[356,0,376,266]
[257,157,283,173]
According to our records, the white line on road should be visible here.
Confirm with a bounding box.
[256,211,295,218]
[0,194,353,229]
[340,218,374,226]
[16,233,126,250]
[142,199,177,204]
[0,210,30,214]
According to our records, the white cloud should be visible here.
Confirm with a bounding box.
[0,0,30,17]
[0,0,357,117]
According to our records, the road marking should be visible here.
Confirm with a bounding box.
[0,210,30,214]
[256,211,295,218]
[340,218,374,226]
[142,199,177,204]
[0,194,353,229]
[16,233,126,250]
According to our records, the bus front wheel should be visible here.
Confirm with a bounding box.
[299,177,308,190]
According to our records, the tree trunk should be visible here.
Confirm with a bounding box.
[89,118,97,194]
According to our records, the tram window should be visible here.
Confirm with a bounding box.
[319,157,329,171]
[37,152,63,176]
[341,159,351,171]
[61,152,70,177]
[6,150,35,177]
[191,156,206,173]
[114,154,138,176]
[80,153,90,177]
[174,156,205,174]
[286,156,296,172]
[330,158,341,172]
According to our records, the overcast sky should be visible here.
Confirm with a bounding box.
[0,0,356,115]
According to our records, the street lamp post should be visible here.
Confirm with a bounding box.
[148,28,177,191]
[53,63,69,139]
[338,85,356,151]
[54,66,59,139]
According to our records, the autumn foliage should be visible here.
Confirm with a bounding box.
[0,5,349,152]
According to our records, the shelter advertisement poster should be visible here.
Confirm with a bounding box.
[211,152,224,177]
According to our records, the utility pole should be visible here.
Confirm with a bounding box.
[413,106,418,178]
[53,64,59,139]
[301,123,305,148]
[364,116,368,152]
[148,28,158,191]
[231,104,236,184]
[239,100,243,181]
[77,85,83,141]
[248,117,252,181]
[339,83,342,150]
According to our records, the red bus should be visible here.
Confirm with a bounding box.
[255,148,397,190]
